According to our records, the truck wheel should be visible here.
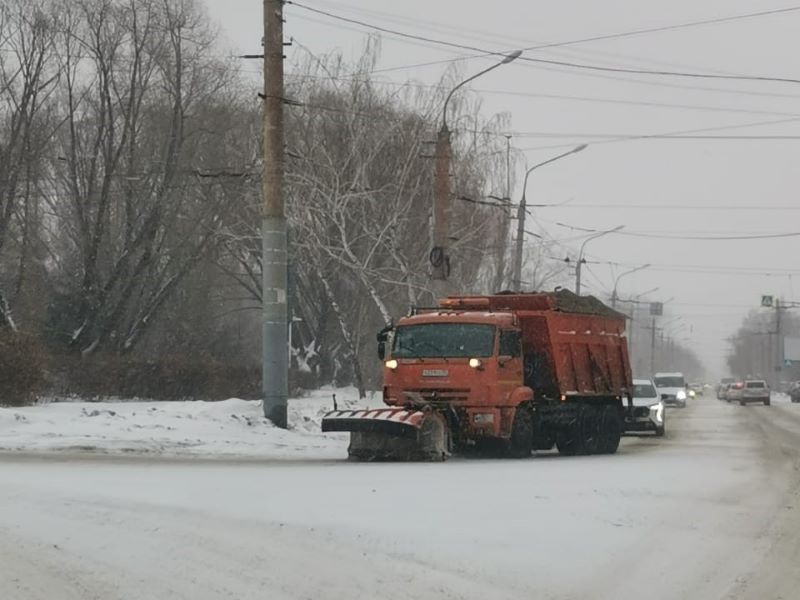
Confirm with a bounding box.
[507,406,534,458]
[655,425,665,437]
[764,399,771,406]
[579,406,601,455]
[739,400,745,406]
[556,430,578,456]
[597,406,621,454]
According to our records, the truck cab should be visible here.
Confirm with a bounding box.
[380,311,530,442]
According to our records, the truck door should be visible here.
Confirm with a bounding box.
[498,330,523,398]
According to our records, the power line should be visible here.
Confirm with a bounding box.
[555,222,800,241]
[286,72,800,119]
[298,0,794,82]
[287,1,800,86]
[515,115,800,152]
[533,203,800,211]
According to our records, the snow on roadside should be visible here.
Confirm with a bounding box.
[0,387,381,459]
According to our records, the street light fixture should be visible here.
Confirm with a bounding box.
[510,144,587,290]
[611,264,650,308]
[575,225,624,295]
[431,50,523,298]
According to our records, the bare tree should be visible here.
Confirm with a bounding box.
[44,0,235,354]
[217,43,511,392]
[0,0,60,331]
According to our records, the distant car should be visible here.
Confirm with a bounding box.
[689,382,704,396]
[625,378,665,436]
[726,381,745,403]
[740,380,770,405]
[717,377,735,399]
[654,372,687,408]
[789,381,800,403]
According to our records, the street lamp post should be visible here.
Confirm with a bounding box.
[575,225,624,295]
[510,144,587,290]
[431,50,522,299]
[610,264,650,308]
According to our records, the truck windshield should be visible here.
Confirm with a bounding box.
[654,376,685,388]
[393,323,495,358]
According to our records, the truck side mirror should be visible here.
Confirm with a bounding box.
[377,329,390,360]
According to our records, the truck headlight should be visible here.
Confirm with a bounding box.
[385,359,398,370]
[468,358,482,369]
[676,390,687,400]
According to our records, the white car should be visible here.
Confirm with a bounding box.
[625,378,665,437]
[654,372,688,408]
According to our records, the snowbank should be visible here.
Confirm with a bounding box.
[0,387,380,459]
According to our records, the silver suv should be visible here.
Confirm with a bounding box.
[740,380,770,406]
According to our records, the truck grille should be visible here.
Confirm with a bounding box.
[404,388,470,403]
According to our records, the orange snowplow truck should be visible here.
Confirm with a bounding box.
[322,290,633,460]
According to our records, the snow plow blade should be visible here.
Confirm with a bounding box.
[321,408,449,461]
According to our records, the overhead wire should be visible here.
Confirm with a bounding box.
[286,1,800,86]
[298,0,790,81]
[554,221,800,240]
[285,72,800,120]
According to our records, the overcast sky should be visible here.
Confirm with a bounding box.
[204,0,800,378]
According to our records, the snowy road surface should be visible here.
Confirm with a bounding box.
[2,396,800,600]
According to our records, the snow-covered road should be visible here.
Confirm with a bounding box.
[2,396,800,600]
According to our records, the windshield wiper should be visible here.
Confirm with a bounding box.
[415,340,449,363]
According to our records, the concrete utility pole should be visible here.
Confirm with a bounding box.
[575,225,623,295]
[650,318,657,375]
[511,144,586,291]
[772,298,783,389]
[261,0,287,427]
[431,50,522,299]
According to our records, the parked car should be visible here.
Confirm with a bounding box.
[726,381,745,403]
[717,377,735,400]
[625,378,666,436]
[789,381,800,403]
[740,380,770,405]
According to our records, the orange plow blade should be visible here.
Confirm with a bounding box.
[321,408,449,461]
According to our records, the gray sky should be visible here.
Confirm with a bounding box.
[204,0,800,377]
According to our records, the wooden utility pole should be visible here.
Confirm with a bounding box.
[262,0,288,427]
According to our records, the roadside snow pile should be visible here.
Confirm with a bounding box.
[0,387,379,459]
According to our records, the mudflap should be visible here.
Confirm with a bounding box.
[321,408,449,461]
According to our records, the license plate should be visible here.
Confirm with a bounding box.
[422,369,448,377]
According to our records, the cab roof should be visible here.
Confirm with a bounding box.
[399,311,516,327]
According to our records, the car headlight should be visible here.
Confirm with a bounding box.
[676,390,687,400]
[688,390,696,398]
[650,402,664,422]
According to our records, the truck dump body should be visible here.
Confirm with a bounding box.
[440,291,632,401]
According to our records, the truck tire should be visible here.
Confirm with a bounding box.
[597,406,621,454]
[578,405,601,455]
[764,399,770,406]
[556,430,579,456]
[655,425,665,437]
[507,406,534,458]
